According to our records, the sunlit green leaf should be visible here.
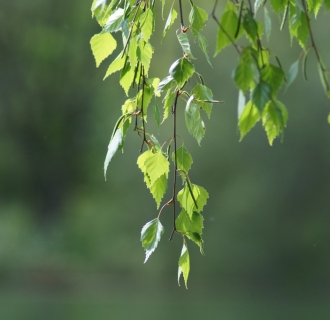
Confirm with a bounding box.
[262,100,288,145]
[178,243,190,289]
[120,63,135,95]
[141,218,164,263]
[270,0,288,14]
[189,5,208,37]
[137,41,154,74]
[104,52,126,80]
[104,8,125,32]
[128,36,138,69]
[177,183,209,218]
[307,0,323,16]
[144,152,170,186]
[239,100,261,140]
[139,8,155,42]
[160,89,174,123]
[172,145,193,174]
[163,6,177,38]
[90,33,117,67]
[261,64,285,95]
[215,3,243,55]
[104,129,123,180]
[169,58,195,87]
[150,174,167,208]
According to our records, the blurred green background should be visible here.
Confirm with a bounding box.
[1,0,330,319]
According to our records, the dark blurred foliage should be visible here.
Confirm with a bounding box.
[0,1,330,319]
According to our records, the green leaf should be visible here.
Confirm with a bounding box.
[270,0,288,14]
[149,174,167,209]
[137,41,154,74]
[162,90,176,123]
[192,84,214,118]
[189,5,208,37]
[172,145,193,174]
[243,12,259,45]
[144,152,170,186]
[197,34,212,66]
[177,33,195,59]
[163,6,177,38]
[178,243,190,289]
[153,104,160,128]
[104,129,123,180]
[262,100,288,145]
[251,81,272,112]
[169,58,195,87]
[215,3,243,55]
[104,8,125,32]
[139,8,155,42]
[185,99,205,145]
[157,76,175,94]
[90,33,117,67]
[104,52,126,80]
[238,100,261,140]
[307,0,323,16]
[261,64,285,95]
[286,60,299,90]
[128,36,138,69]
[119,63,135,95]
[237,90,246,119]
[233,47,258,92]
[141,218,164,263]
[137,85,154,119]
[176,210,204,253]
[325,0,330,10]
[177,183,209,218]
[289,7,309,49]
[264,6,272,43]
[91,0,115,26]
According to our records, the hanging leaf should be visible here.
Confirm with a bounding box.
[261,64,285,95]
[104,8,125,33]
[137,41,154,74]
[251,81,272,112]
[197,34,212,66]
[144,152,170,186]
[254,0,264,15]
[177,33,195,59]
[162,90,176,123]
[286,60,299,90]
[157,76,175,94]
[153,104,160,128]
[185,100,205,145]
[163,6,177,38]
[104,129,123,180]
[149,174,168,208]
[169,58,195,87]
[172,145,193,175]
[90,32,117,67]
[178,243,190,289]
[192,84,214,118]
[104,52,126,80]
[141,218,164,263]
[177,183,209,218]
[139,8,155,42]
[239,100,261,140]
[119,63,135,95]
[176,210,204,253]
[189,5,208,37]
[237,90,246,119]
[264,6,272,42]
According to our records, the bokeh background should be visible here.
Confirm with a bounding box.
[1,1,330,319]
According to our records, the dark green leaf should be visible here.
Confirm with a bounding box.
[172,145,193,174]
[251,81,272,111]
[243,12,259,45]
[141,218,164,263]
[261,64,285,95]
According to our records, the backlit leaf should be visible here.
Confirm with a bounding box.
[90,33,117,67]
[177,183,209,218]
[141,218,164,263]
[251,81,272,111]
[172,145,193,174]
[162,90,176,123]
[119,63,135,95]
[104,129,123,180]
[163,6,177,38]
[137,41,154,74]
[144,152,170,186]
[104,52,126,80]
[189,5,208,37]
[178,243,190,289]
[239,100,261,140]
[139,8,155,42]
[149,174,167,208]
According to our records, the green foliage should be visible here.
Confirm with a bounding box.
[90,0,330,287]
